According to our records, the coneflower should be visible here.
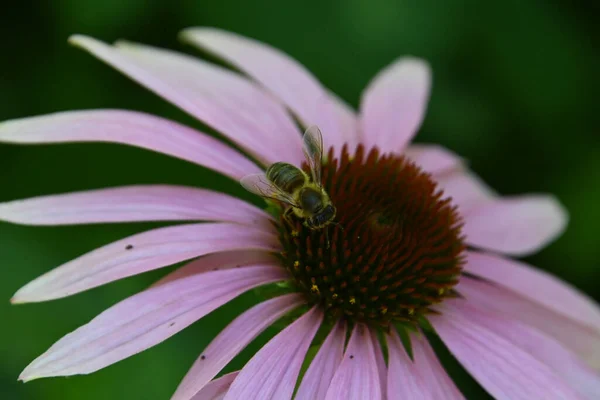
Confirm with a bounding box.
[1,29,598,399]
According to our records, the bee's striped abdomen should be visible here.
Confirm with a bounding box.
[267,162,306,194]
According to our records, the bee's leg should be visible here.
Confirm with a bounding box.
[283,207,296,229]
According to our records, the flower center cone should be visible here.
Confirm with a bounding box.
[278,145,466,326]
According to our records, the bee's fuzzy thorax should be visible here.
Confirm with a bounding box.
[278,144,466,326]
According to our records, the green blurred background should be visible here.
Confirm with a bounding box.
[1,0,598,399]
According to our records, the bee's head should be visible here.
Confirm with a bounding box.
[319,204,336,221]
[305,204,336,229]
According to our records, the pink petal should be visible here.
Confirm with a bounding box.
[432,299,587,400]
[466,301,599,399]
[435,169,496,215]
[19,266,286,381]
[153,250,278,287]
[457,276,600,370]
[181,28,355,151]
[12,223,278,303]
[172,294,305,400]
[311,94,357,155]
[69,35,304,166]
[296,320,347,400]
[404,144,463,175]
[224,307,323,400]
[370,328,387,399]
[190,371,238,400]
[0,185,269,226]
[325,323,382,400]
[386,329,463,400]
[465,251,600,331]
[462,194,568,256]
[386,328,422,399]
[328,91,359,150]
[411,334,465,399]
[360,57,431,153]
[0,110,258,180]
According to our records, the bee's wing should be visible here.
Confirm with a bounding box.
[302,125,324,186]
[240,173,300,207]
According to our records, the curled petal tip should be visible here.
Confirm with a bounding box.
[177,28,193,42]
[551,195,569,230]
[67,34,89,46]
[18,368,42,383]
[10,295,34,305]
[522,195,569,254]
[10,288,30,304]
[10,286,33,304]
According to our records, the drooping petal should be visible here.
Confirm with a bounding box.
[370,328,387,399]
[172,294,305,400]
[434,169,496,215]
[153,250,278,287]
[325,323,382,400]
[68,35,304,166]
[12,223,278,303]
[386,328,422,399]
[469,301,599,399]
[0,185,269,226]
[19,266,286,381]
[224,307,323,400]
[0,110,258,180]
[462,194,568,256]
[181,28,355,151]
[457,276,600,370]
[296,320,347,400]
[404,144,463,175]
[360,57,431,153]
[190,372,238,400]
[386,329,463,400]
[412,334,465,399]
[432,299,589,400]
[465,251,600,331]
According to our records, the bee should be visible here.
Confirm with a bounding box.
[241,125,337,232]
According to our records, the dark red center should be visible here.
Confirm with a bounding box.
[278,145,465,326]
